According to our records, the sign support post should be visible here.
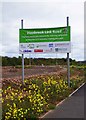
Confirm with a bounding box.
[19,18,71,87]
[21,19,24,84]
[67,17,70,87]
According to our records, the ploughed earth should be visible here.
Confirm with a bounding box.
[2,65,67,79]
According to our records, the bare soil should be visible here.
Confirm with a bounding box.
[2,65,66,79]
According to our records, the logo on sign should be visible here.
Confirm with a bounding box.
[34,49,43,52]
[49,43,53,47]
[45,48,53,52]
[55,43,69,47]
[55,48,59,51]
[62,28,68,33]
[20,44,26,48]
[19,50,23,52]
[27,44,34,49]
[36,44,47,48]
[23,50,32,52]
[55,48,67,52]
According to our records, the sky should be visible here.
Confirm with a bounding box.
[0,0,85,61]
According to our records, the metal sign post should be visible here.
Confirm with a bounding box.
[21,19,24,84]
[67,17,70,87]
[19,18,71,86]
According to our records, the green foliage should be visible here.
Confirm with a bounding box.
[2,60,85,119]
[2,73,84,119]
[2,76,71,119]
[2,56,80,66]
[70,77,84,90]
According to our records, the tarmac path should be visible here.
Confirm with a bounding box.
[42,83,85,119]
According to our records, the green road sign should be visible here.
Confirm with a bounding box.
[19,26,70,43]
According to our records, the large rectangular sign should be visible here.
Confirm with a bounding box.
[19,26,71,54]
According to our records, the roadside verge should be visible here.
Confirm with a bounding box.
[40,82,85,118]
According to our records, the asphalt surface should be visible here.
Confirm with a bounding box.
[42,83,85,119]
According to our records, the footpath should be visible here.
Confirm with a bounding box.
[41,83,85,119]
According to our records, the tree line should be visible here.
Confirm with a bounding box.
[1,56,77,66]
[1,56,80,66]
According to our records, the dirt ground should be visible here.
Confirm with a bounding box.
[2,65,67,79]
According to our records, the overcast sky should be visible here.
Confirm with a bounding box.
[1,0,85,61]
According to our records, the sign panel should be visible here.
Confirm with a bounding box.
[19,26,71,54]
